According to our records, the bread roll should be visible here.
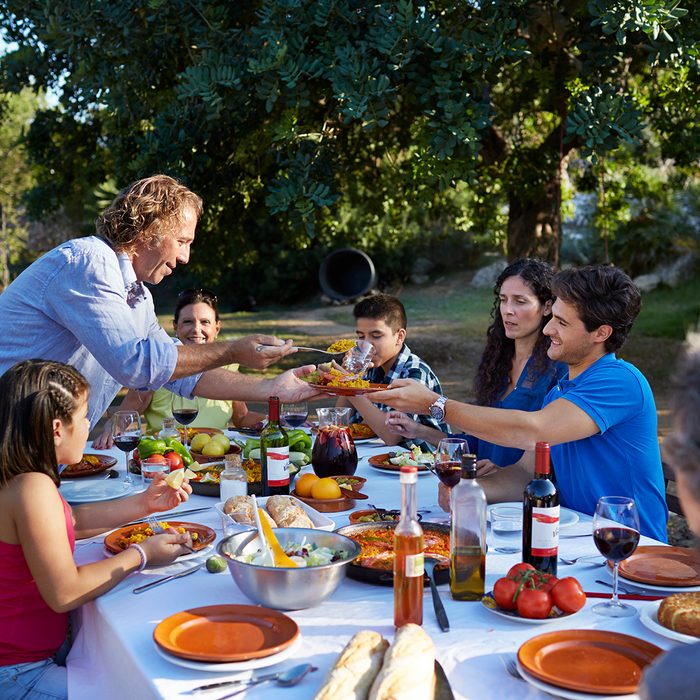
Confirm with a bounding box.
[658,591,700,637]
[369,624,436,700]
[314,630,389,700]
[223,496,275,528]
[266,495,314,528]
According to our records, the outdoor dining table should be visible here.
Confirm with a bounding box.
[65,432,678,699]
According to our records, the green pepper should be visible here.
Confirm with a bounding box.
[243,437,260,459]
[137,437,167,459]
[163,437,194,466]
[287,430,312,451]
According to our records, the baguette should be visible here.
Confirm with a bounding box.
[314,630,389,700]
[266,495,314,528]
[369,624,436,700]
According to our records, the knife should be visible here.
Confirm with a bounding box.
[132,562,204,594]
[124,506,212,527]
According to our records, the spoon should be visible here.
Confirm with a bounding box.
[250,495,274,567]
[257,506,299,568]
[192,663,317,697]
[424,557,450,632]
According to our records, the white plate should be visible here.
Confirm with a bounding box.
[487,502,579,528]
[516,659,639,700]
[639,600,699,644]
[215,495,335,534]
[481,592,582,625]
[154,635,300,673]
[59,479,139,504]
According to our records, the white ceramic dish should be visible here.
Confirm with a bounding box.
[487,502,579,528]
[214,495,335,533]
[639,600,699,644]
[481,592,582,625]
[59,479,138,504]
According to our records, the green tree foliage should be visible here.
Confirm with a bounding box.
[0,1,698,299]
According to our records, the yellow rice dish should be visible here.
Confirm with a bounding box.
[115,522,200,550]
[325,367,370,388]
[326,339,356,353]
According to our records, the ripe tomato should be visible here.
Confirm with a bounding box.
[163,450,184,471]
[493,577,519,611]
[507,563,536,579]
[516,589,552,619]
[551,577,586,613]
[539,573,559,592]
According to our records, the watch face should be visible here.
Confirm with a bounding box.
[430,399,445,421]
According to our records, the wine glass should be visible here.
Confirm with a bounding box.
[434,438,469,488]
[171,396,199,448]
[111,410,142,484]
[281,401,308,428]
[592,496,640,617]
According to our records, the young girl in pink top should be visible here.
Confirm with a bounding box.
[0,360,193,699]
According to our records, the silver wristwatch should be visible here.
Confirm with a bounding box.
[429,395,448,421]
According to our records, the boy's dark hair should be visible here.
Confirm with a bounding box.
[353,294,407,333]
[551,265,641,353]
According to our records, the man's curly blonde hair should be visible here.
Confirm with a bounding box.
[96,174,203,253]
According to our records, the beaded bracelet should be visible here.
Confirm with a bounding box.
[130,543,147,572]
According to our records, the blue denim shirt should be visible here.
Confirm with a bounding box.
[0,236,200,427]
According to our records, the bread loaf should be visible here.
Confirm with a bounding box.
[657,591,700,637]
[223,496,275,528]
[368,624,436,700]
[313,630,389,700]
[266,495,314,528]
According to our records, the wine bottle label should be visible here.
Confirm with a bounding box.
[401,552,424,578]
[266,446,290,487]
[530,506,560,556]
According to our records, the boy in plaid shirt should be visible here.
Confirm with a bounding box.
[338,294,448,449]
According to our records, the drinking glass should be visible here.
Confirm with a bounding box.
[592,496,640,617]
[434,438,469,487]
[171,396,199,448]
[111,410,142,484]
[490,505,522,553]
[281,401,308,428]
[342,340,374,375]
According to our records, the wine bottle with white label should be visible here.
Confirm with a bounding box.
[260,396,290,496]
[522,441,559,575]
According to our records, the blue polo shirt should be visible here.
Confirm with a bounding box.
[542,353,668,542]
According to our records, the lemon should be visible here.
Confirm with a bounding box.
[206,555,227,574]
[164,467,197,489]
[209,434,231,451]
[295,472,320,498]
[201,440,226,457]
[189,433,211,453]
[311,477,342,500]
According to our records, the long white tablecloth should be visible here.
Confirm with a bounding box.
[66,435,677,699]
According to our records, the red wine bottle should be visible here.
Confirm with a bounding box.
[522,441,559,575]
[260,396,290,496]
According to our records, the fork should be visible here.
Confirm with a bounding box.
[146,516,197,554]
[559,554,603,566]
[500,654,522,681]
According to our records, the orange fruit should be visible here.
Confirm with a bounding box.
[311,477,342,500]
[295,473,320,498]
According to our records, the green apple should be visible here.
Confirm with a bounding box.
[190,433,211,453]
[201,440,226,457]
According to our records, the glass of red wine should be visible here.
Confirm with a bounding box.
[281,401,308,429]
[592,496,640,617]
[171,396,199,449]
[111,410,142,484]
[434,438,469,487]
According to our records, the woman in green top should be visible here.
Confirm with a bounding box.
[93,289,264,447]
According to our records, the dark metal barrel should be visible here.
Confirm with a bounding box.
[319,248,377,301]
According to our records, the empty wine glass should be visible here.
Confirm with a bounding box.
[281,401,308,428]
[592,496,640,617]
[434,438,469,487]
[111,410,142,484]
[171,395,199,448]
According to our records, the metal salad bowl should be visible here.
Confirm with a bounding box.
[218,528,361,610]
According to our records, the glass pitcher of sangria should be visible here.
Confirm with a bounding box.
[311,407,358,477]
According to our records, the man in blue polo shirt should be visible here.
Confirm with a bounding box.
[373,265,668,542]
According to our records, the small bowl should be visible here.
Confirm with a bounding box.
[218,528,361,610]
[329,475,366,492]
[290,488,356,513]
[190,444,242,464]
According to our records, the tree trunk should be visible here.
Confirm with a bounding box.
[506,175,561,267]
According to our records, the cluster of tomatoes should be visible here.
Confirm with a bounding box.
[492,563,586,619]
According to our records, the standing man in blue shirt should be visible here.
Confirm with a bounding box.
[372,265,668,542]
[0,174,316,429]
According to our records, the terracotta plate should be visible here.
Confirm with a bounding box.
[290,488,356,513]
[103,521,216,554]
[368,453,431,473]
[155,426,223,440]
[617,546,700,587]
[61,454,117,478]
[153,604,299,663]
[481,592,581,624]
[517,629,662,695]
[307,382,388,397]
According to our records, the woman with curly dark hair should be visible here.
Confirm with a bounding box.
[387,259,564,473]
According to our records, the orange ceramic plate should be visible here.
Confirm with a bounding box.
[518,630,662,695]
[153,604,299,663]
[367,453,430,473]
[307,382,388,397]
[290,488,356,513]
[617,546,700,587]
[103,521,216,554]
[61,454,117,478]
